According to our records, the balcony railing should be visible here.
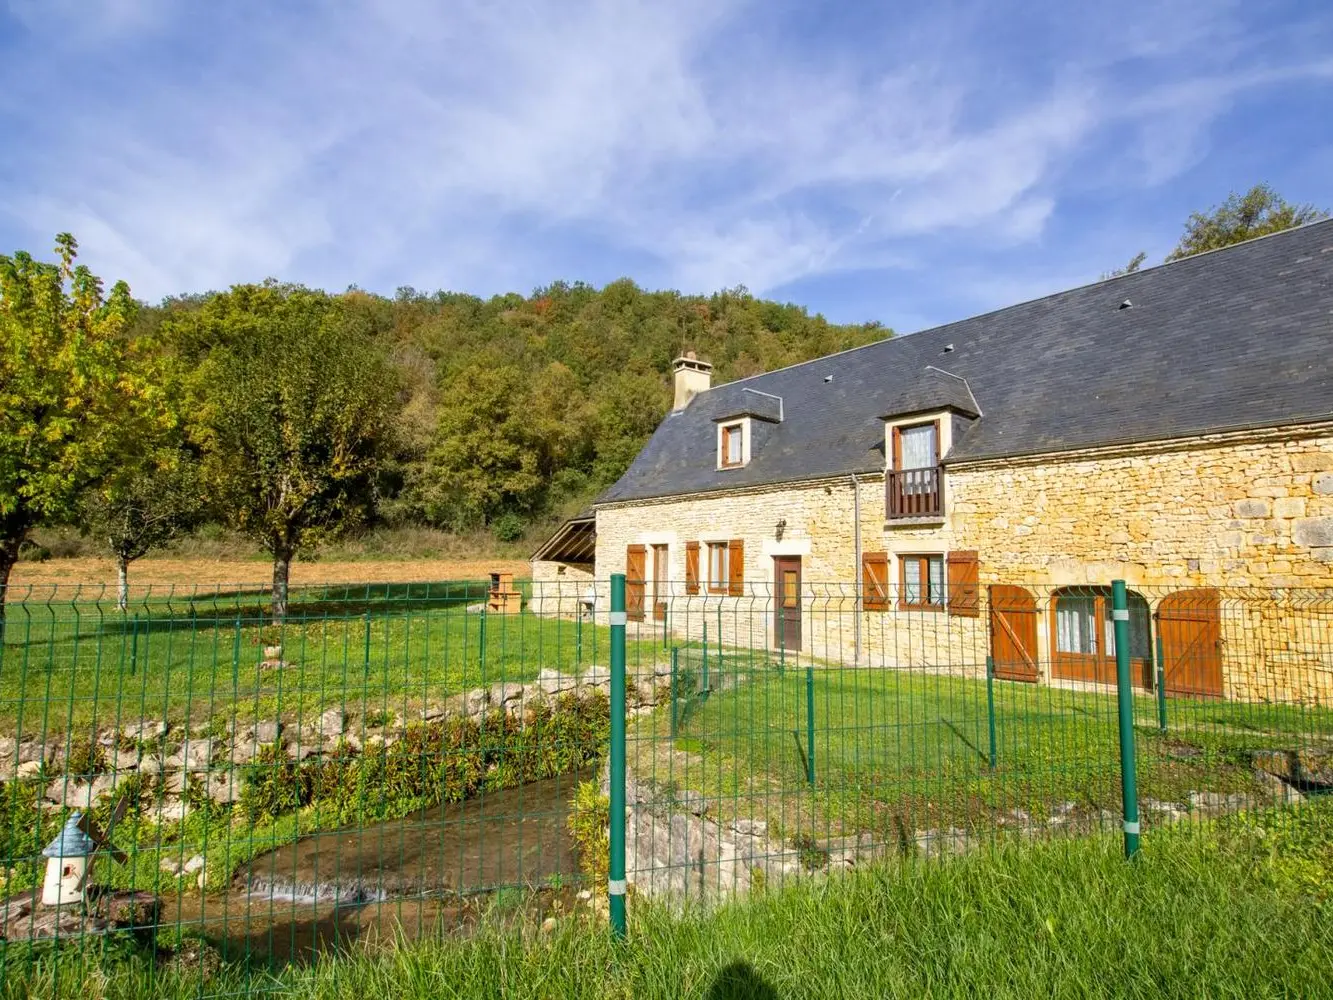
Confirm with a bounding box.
[886,465,943,519]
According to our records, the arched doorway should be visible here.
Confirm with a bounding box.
[1157,588,1223,698]
[988,585,1039,682]
[1050,586,1152,689]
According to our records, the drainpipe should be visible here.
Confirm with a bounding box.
[851,473,862,665]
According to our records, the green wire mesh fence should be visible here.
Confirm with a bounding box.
[0,578,1329,995]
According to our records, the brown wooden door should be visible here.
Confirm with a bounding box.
[651,544,668,621]
[988,585,1039,682]
[1158,588,1223,698]
[1050,589,1152,688]
[626,545,646,622]
[773,556,802,652]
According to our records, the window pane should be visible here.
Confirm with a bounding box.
[904,558,922,603]
[900,424,936,470]
[709,544,727,588]
[927,556,944,604]
[1103,596,1151,659]
[1057,597,1096,654]
[727,426,743,464]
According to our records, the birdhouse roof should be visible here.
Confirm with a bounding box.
[42,813,98,858]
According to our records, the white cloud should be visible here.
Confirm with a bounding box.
[1,0,1330,305]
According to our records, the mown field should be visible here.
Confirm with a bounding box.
[3,801,1330,1000]
[633,655,1333,840]
[8,558,530,591]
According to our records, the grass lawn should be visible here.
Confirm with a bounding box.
[4,800,1330,999]
[632,659,1333,840]
[0,585,662,738]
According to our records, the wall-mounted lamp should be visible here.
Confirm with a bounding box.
[775,518,787,541]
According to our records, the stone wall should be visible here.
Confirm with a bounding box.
[528,559,594,617]
[592,426,1333,701]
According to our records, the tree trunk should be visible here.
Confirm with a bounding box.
[116,555,130,613]
[271,547,292,624]
[0,535,19,648]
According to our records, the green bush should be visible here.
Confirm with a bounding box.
[240,743,310,822]
[64,735,109,779]
[490,512,526,543]
[283,689,610,828]
[567,779,609,888]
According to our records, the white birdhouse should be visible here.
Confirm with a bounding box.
[41,813,98,906]
[39,800,130,908]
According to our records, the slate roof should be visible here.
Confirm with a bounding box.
[879,366,981,420]
[599,221,1333,505]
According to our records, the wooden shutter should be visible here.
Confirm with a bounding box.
[861,552,889,611]
[727,539,744,596]
[685,542,700,595]
[626,545,646,621]
[946,550,979,617]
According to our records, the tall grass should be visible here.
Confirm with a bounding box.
[6,802,1330,999]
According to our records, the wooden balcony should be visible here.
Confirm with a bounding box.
[886,465,943,520]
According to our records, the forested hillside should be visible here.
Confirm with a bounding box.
[156,279,889,540]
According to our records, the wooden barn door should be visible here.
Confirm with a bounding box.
[1157,588,1223,698]
[773,556,802,652]
[988,585,1039,682]
[626,545,646,622]
[651,544,668,621]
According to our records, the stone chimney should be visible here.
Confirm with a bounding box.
[672,351,713,411]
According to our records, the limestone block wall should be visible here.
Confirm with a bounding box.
[949,428,1333,702]
[948,428,1333,589]
[594,477,986,673]
[528,560,594,618]
[592,425,1333,701]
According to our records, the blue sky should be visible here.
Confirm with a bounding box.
[2,1,1331,331]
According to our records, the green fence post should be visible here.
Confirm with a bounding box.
[1112,580,1141,859]
[805,666,816,786]
[576,611,583,667]
[129,612,139,676]
[479,607,488,683]
[670,647,679,740]
[985,654,997,770]
[362,611,372,679]
[701,619,709,693]
[1155,629,1168,733]
[608,574,628,939]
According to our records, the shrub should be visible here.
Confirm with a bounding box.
[567,780,609,888]
[64,736,109,779]
[294,691,608,827]
[241,743,309,822]
[17,541,50,563]
[490,512,526,543]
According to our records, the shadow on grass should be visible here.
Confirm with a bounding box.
[707,960,779,1000]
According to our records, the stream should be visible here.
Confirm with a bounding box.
[163,769,591,966]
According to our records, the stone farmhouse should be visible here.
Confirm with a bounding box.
[533,221,1333,702]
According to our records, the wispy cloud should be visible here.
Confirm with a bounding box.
[1,0,1331,324]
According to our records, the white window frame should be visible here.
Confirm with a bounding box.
[716,418,752,470]
[707,541,730,593]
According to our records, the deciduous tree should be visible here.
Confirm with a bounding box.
[178,285,400,620]
[0,235,162,634]
[82,456,204,610]
[1167,184,1327,261]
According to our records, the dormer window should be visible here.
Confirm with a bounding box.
[719,421,745,469]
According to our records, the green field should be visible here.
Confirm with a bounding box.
[4,801,1330,999]
[0,584,663,738]
[633,658,1333,838]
